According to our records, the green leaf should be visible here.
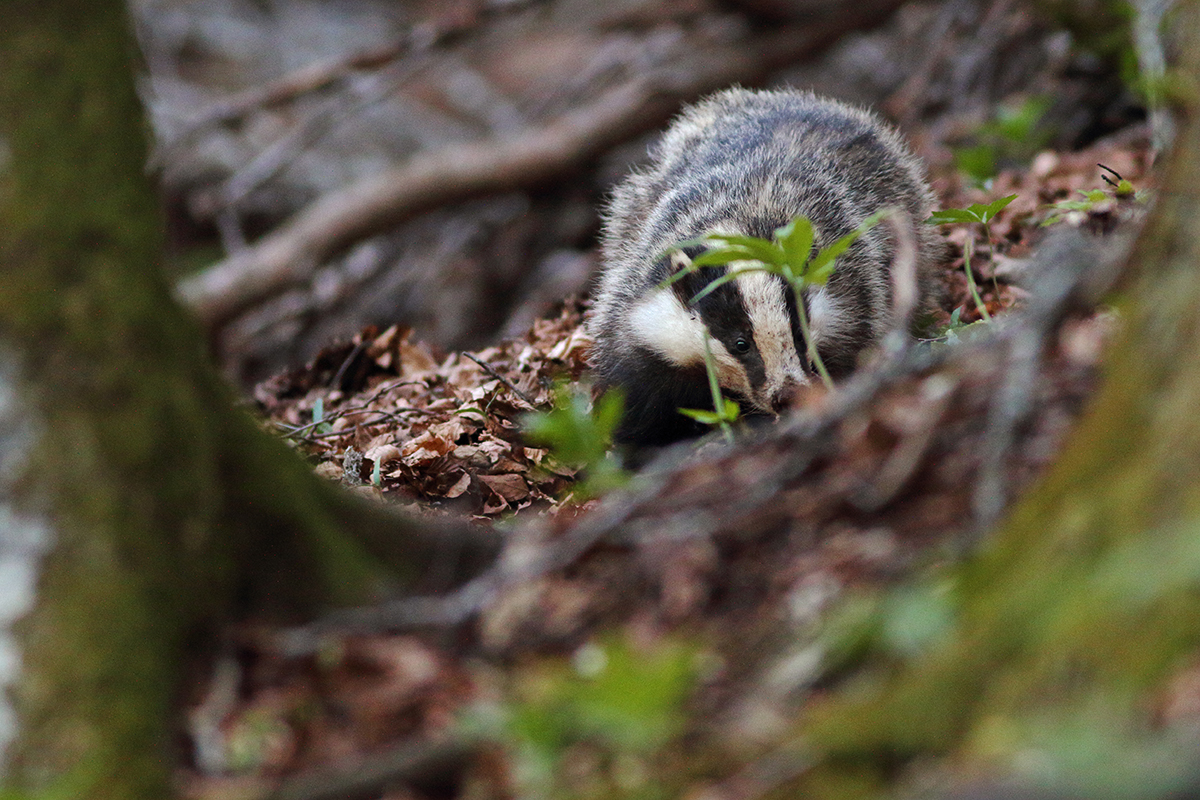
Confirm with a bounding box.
[952,143,997,185]
[993,95,1051,144]
[678,397,739,425]
[704,234,785,265]
[970,193,1018,223]
[678,408,723,425]
[809,230,856,272]
[593,390,625,437]
[310,396,333,435]
[689,247,759,269]
[776,216,815,270]
[880,581,958,657]
[928,195,1017,226]
[809,212,883,282]
[502,635,702,771]
[656,249,699,290]
[807,259,836,287]
[926,208,980,225]
[522,384,628,498]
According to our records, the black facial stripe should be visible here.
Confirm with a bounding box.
[698,279,766,389]
[659,258,766,391]
[782,281,810,371]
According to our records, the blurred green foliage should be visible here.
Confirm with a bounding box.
[480,636,703,800]
[953,96,1054,185]
[523,383,628,498]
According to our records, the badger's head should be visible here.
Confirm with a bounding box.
[629,249,819,416]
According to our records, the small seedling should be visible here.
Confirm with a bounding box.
[666,210,890,391]
[928,194,1017,322]
[926,194,1016,229]
[523,383,628,499]
[310,396,334,436]
[1041,165,1147,227]
[922,306,989,352]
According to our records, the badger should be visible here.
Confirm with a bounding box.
[589,87,943,446]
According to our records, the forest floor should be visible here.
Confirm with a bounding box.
[183,132,1154,799]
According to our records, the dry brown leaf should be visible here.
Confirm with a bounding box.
[478,473,529,502]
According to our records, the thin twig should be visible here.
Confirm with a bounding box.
[169,41,411,142]
[276,406,435,441]
[463,352,538,407]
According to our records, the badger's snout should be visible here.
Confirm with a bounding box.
[767,378,803,414]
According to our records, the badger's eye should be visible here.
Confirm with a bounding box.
[733,337,751,354]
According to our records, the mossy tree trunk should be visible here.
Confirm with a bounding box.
[800,1,1200,793]
[0,2,498,797]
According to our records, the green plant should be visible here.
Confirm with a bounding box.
[523,383,628,498]
[953,96,1054,186]
[668,210,890,392]
[1041,165,1148,227]
[310,396,333,436]
[928,194,1018,323]
[476,636,703,800]
[926,305,989,350]
[960,238,992,323]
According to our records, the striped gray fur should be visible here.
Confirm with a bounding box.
[590,88,944,446]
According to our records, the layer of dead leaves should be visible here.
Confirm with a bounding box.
[254,302,591,518]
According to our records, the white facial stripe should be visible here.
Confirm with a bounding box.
[629,288,707,366]
[737,273,807,409]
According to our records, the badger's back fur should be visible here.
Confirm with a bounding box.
[590,88,943,446]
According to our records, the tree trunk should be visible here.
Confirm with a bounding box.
[0,2,498,797]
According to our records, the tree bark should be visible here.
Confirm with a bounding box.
[0,2,498,797]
